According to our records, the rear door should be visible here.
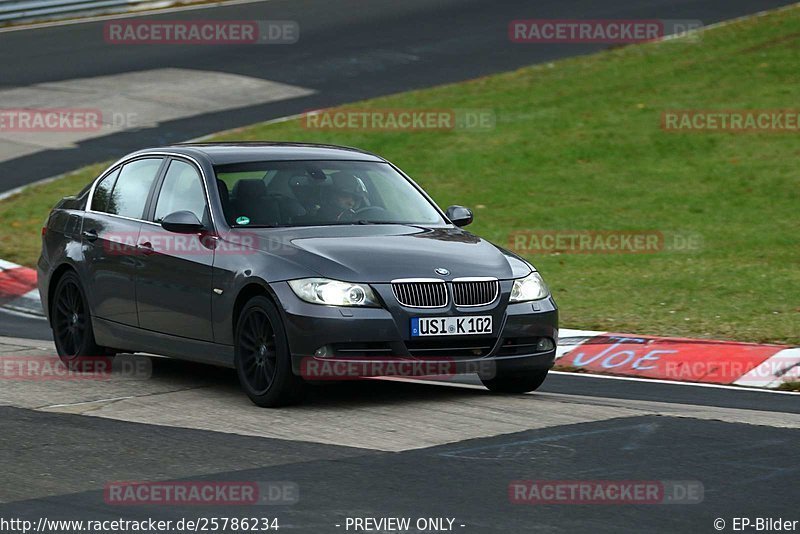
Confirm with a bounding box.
[135,157,215,341]
[82,157,165,326]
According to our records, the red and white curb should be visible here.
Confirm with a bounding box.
[558,329,799,390]
[0,259,43,317]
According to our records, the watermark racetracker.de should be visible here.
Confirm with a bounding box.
[104,481,299,506]
[0,108,139,133]
[509,19,703,43]
[0,109,100,131]
[0,355,151,381]
[104,20,299,44]
[662,110,800,133]
[508,230,703,255]
[300,357,497,381]
[665,354,800,382]
[99,231,297,257]
[509,480,704,505]
[301,108,496,131]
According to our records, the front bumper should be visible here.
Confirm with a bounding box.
[271,281,558,378]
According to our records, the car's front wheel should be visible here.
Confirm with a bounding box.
[234,296,305,407]
[480,367,549,394]
[51,271,107,368]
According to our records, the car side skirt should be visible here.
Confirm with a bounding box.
[93,317,235,367]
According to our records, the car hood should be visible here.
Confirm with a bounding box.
[238,225,532,283]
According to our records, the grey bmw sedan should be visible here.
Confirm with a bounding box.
[38,143,558,407]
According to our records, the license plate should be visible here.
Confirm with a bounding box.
[411,316,492,337]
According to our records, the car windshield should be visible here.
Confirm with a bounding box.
[214,160,445,227]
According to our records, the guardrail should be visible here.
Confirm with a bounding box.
[0,0,156,23]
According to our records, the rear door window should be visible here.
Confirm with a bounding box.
[107,158,164,219]
[90,168,121,213]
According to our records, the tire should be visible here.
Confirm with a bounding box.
[480,368,549,394]
[234,296,305,407]
[50,271,109,369]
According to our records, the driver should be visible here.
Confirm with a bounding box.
[319,172,368,221]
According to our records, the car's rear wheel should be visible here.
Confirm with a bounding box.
[51,271,107,368]
[234,296,304,407]
[480,368,549,394]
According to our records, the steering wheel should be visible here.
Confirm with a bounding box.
[336,208,358,221]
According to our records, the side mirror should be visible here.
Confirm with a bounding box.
[445,205,473,227]
[161,211,205,234]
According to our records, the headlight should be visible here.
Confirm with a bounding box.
[510,271,550,303]
[288,278,380,307]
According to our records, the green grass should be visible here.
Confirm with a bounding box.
[777,381,800,392]
[1,7,798,344]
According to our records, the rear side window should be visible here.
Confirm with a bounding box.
[107,158,163,219]
[154,160,207,223]
[90,168,120,213]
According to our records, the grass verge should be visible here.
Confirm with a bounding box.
[777,381,800,392]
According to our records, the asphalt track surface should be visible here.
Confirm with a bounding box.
[1,2,799,532]
[0,309,50,340]
[0,357,798,533]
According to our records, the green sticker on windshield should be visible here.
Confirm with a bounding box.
[236,216,251,226]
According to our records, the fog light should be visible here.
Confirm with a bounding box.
[314,345,331,358]
[536,338,555,352]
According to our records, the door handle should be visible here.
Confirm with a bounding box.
[81,229,98,242]
[138,241,154,255]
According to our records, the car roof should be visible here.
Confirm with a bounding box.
[128,142,387,165]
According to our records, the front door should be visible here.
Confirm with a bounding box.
[135,158,215,341]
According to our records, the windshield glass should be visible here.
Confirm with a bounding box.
[214,160,445,227]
